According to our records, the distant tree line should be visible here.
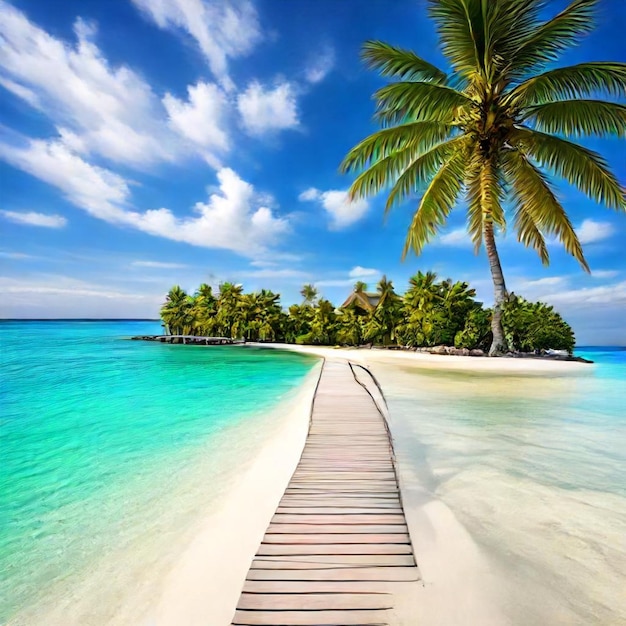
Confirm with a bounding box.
[160,273,575,353]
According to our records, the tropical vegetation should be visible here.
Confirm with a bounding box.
[340,0,626,355]
[160,276,576,354]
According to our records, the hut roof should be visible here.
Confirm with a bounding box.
[340,291,381,311]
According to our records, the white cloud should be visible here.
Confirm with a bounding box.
[591,269,619,279]
[0,274,163,318]
[237,81,299,136]
[0,138,132,220]
[132,260,189,269]
[299,187,369,230]
[575,219,614,245]
[244,268,310,280]
[0,138,289,257]
[131,0,261,89]
[545,281,626,308]
[304,45,335,84]
[0,210,67,228]
[437,227,471,246]
[163,81,229,160]
[298,188,320,202]
[0,2,182,168]
[349,266,380,279]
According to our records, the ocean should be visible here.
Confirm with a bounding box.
[1,322,624,624]
[373,347,626,625]
[0,321,316,624]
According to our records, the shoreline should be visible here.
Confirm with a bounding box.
[246,342,591,376]
[137,360,323,626]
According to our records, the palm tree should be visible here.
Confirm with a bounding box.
[216,282,244,338]
[364,275,402,345]
[300,283,319,306]
[161,285,190,335]
[341,0,626,355]
[353,281,368,294]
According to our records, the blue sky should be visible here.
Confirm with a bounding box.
[0,0,624,344]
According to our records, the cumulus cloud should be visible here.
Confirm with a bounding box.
[575,219,614,245]
[0,137,289,256]
[304,45,335,83]
[237,81,299,136]
[349,266,380,279]
[0,2,181,167]
[131,0,261,89]
[163,81,229,161]
[298,187,369,230]
[0,210,67,228]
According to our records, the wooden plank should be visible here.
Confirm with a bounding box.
[237,592,392,610]
[257,543,412,556]
[246,566,419,582]
[249,554,415,568]
[272,513,407,525]
[243,579,392,593]
[266,524,409,534]
[262,533,411,544]
[232,608,388,625]
[275,507,403,515]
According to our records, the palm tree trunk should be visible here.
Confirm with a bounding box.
[484,222,509,355]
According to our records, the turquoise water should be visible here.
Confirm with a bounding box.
[374,347,626,625]
[0,321,316,623]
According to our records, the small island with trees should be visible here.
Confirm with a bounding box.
[145,272,582,359]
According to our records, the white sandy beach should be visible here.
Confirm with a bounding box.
[142,345,595,626]
[140,345,591,625]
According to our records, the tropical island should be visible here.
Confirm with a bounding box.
[156,275,577,356]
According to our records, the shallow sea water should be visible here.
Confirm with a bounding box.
[0,321,316,624]
[373,348,626,625]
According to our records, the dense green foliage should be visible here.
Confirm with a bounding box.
[340,0,626,355]
[160,275,576,353]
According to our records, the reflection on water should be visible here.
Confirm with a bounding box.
[372,353,626,625]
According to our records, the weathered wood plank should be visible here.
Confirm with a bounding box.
[271,513,407,525]
[262,533,411,544]
[242,579,392,593]
[257,543,412,556]
[249,554,415,568]
[266,524,409,535]
[246,566,419,582]
[232,608,388,625]
[237,592,392,610]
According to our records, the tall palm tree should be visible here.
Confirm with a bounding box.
[341,0,626,355]
[300,283,319,306]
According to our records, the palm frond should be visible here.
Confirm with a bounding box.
[347,143,433,201]
[340,122,454,173]
[466,151,506,251]
[511,127,626,210]
[507,62,626,105]
[524,100,626,138]
[502,149,588,270]
[361,40,447,83]
[509,0,598,78]
[427,0,485,79]
[374,81,472,125]
[402,148,469,258]
[384,136,468,210]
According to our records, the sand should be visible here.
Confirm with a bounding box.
[142,345,591,625]
[138,360,323,626]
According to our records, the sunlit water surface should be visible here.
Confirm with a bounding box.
[373,347,625,625]
[0,321,316,624]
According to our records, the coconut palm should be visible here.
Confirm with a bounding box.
[300,283,319,306]
[161,285,191,335]
[341,0,626,355]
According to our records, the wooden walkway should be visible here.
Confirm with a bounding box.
[231,359,419,626]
